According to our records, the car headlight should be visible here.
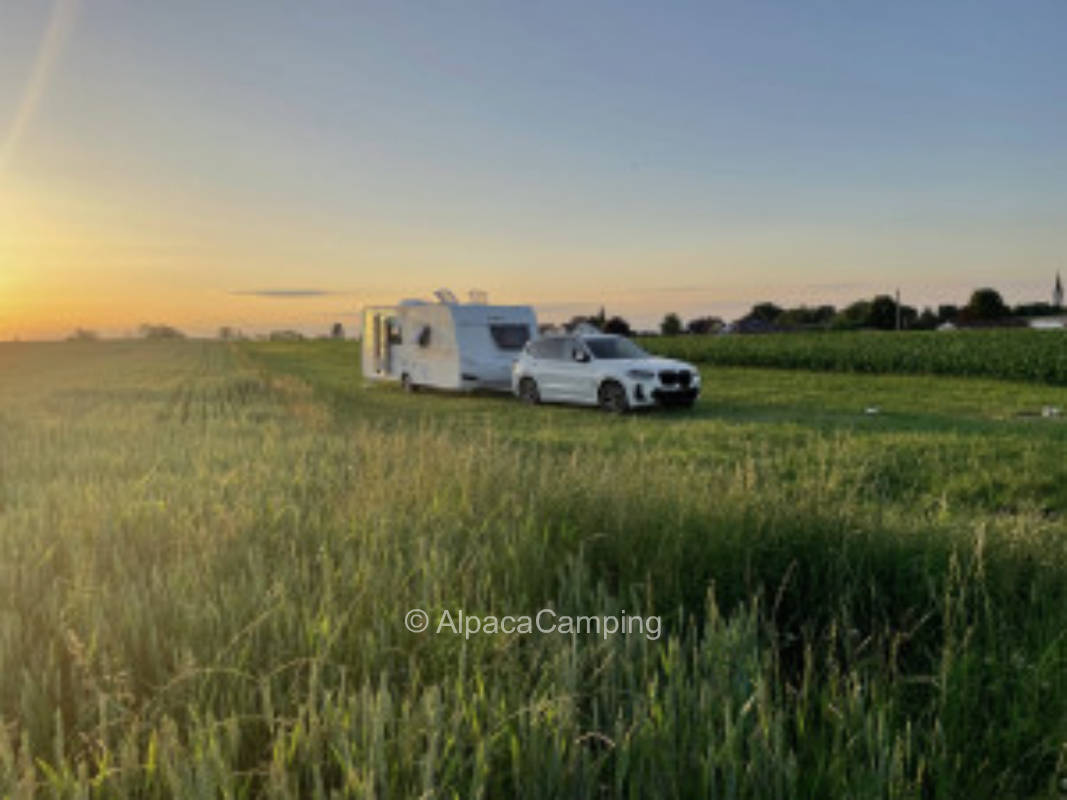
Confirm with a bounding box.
[627,369,655,380]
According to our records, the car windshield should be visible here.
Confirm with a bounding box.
[583,337,648,360]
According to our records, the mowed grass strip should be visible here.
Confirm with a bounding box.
[1,339,1066,798]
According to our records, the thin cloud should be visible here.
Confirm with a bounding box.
[229,289,337,298]
[533,301,604,314]
[635,285,715,294]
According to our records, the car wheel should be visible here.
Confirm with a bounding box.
[598,380,629,413]
[401,373,418,393]
[518,377,540,405]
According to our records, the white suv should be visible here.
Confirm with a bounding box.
[511,332,701,412]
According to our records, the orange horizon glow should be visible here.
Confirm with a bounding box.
[2,2,1064,341]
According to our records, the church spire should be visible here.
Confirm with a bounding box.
[1055,272,1064,309]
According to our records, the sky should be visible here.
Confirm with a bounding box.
[1,0,1065,339]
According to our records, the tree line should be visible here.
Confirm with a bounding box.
[62,287,1062,342]
[66,323,348,342]
[568,287,1061,337]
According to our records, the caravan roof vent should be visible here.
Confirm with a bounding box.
[468,289,488,304]
[434,288,459,305]
[398,298,428,306]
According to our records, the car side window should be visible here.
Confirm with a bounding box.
[547,338,569,360]
[528,338,567,360]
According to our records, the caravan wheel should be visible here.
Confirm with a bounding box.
[401,373,418,393]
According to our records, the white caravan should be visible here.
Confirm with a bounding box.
[361,289,538,392]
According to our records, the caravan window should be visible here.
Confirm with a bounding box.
[489,324,531,351]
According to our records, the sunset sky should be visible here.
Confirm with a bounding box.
[2,0,1065,339]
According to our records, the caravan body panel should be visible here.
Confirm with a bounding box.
[361,302,536,392]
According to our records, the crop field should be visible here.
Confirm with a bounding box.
[642,328,1067,385]
[3,338,1067,797]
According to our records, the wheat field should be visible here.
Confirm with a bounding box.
[2,338,1067,798]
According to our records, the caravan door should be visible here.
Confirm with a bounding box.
[364,312,399,376]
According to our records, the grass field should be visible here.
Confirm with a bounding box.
[3,338,1067,797]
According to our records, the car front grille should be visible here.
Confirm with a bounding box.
[658,369,691,387]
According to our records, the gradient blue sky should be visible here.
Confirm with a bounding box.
[2,0,1065,337]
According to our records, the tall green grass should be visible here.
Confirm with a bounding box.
[1,340,1066,797]
[642,329,1067,384]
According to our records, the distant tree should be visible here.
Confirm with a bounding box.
[602,316,632,336]
[660,313,683,336]
[962,288,1009,321]
[67,328,98,341]
[1013,302,1058,318]
[331,322,345,339]
[686,316,723,334]
[269,330,305,341]
[139,324,185,340]
[814,304,837,324]
[914,307,939,330]
[833,300,872,329]
[777,305,836,329]
[868,295,899,330]
[936,305,959,324]
[565,314,602,332]
[863,294,916,330]
[219,326,248,341]
[750,302,783,324]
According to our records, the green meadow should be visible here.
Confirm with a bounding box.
[3,337,1067,798]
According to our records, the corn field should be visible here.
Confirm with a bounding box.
[643,329,1067,384]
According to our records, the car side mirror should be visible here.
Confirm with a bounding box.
[573,349,589,362]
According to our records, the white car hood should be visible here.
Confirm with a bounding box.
[610,357,696,372]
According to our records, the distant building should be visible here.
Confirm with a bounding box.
[1029,317,1067,330]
